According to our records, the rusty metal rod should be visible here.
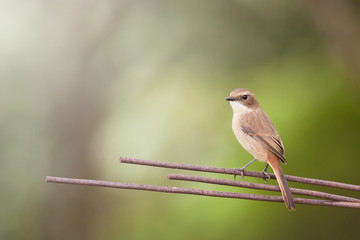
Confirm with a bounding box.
[46,176,360,209]
[119,157,360,192]
[167,174,360,202]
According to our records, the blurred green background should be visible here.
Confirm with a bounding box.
[1,0,360,239]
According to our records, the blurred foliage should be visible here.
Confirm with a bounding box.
[1,0,360,240]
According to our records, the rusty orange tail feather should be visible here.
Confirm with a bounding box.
[267,155,296,211]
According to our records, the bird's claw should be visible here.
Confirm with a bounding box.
[233,167,245,182]
[260,170,271,184]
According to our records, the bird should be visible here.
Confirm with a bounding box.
[226,88,295,210]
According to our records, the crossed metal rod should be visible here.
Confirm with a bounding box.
[45,156,360,209]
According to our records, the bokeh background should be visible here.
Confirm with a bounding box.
[1,0,360,239]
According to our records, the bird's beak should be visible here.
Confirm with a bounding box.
[226,96,234,101]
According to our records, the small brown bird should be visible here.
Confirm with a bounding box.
[226,88,295,210]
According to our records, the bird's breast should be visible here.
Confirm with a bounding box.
[232,114,268,162]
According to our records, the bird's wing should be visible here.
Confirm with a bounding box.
[240,111,286,164]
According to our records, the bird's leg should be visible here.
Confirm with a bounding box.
[260,164,271,184]
[234,158,257,181]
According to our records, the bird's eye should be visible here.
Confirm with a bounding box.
[242,95,248,100]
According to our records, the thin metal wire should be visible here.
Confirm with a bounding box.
[46,176,360,209]
[119,157,360,192]
[167,174,360,202]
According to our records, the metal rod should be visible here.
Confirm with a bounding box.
[167,174,360,202]
[119,157,360,192]
[46,176,360,209]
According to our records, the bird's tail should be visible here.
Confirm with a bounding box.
[267,155,296,211]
